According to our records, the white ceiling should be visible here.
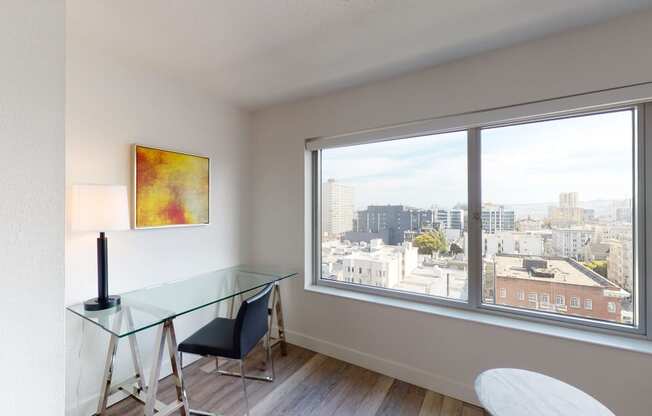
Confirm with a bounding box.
[67,0,652,110]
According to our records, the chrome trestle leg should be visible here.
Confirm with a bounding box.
[95,309,124,415]
[144,322,167,416]
[94,314,199,416]
[125,307,146,393]
[166,321,190,416]
[95,333,119,415]
[267,328,275,380]
[270,282,288,356]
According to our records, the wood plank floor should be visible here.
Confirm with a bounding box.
[106,343,484,416]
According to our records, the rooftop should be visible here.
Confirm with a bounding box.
[493,254,622,290]
[322,239,414,263]
[395,265,468,300]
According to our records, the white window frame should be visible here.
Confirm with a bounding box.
[517,290,525,301]
[585,299,594,310]
[571,296,581,308]
[499,288,507,299]
[309,83,652,340]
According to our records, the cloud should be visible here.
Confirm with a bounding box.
[482,110,633,203]
[322,110,634,210]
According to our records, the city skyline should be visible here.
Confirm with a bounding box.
[321,180,632,222]
[321,188,634,325]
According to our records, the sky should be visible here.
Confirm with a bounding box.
[322,110,634,210]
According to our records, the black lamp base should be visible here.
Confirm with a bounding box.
[84,295,121,311]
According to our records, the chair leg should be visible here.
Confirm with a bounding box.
[217,349,274,382]
[240,360,250,416]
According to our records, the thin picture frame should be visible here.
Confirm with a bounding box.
[132,144,211,229]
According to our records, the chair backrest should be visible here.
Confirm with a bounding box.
[234,283,274,356]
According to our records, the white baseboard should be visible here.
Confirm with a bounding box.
[283,328,481,407]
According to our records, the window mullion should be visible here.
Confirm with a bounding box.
[312,150,321,286]
[643,103,651,338]
[467,128,482,308]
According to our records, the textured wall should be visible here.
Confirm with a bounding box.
[0,1,65,414]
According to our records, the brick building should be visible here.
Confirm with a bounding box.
[491,254,629,323]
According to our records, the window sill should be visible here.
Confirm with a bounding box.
[305,282,652,356]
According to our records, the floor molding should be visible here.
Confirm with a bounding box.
[284,328,480,407]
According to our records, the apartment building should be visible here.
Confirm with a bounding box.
[492,255,629,323]
[322,178,355,238]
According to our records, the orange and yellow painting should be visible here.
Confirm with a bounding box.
[135,145,209,228]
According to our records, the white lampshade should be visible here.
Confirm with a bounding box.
[71,184,130,232]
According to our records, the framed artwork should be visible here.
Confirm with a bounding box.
[133,145,210,229]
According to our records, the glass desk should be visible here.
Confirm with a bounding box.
[67,265,298,416]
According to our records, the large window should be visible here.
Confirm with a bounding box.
[311,93,650,335]
[481,111,635,326]
[320,131,468,301]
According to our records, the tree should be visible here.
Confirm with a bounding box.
[413,230,448,255]
[449,242,463,255]
[583,260,608,278]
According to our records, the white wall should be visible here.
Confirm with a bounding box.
[65,42,252,414]
[251,10,652,415]
[0,1,65,414]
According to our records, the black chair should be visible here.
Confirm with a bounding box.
[178,283,275,416]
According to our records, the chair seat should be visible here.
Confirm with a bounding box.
[178,317,241,359]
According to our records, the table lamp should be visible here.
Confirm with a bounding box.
[71,184,130,311]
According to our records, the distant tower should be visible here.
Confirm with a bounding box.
[322,179,355,237]
[559,192,578,209]
[550,192,584,226]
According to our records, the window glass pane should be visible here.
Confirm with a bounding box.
[481,110,635,326]
[320,131,468,301]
